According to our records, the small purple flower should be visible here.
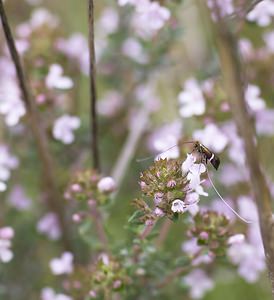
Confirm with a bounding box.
[49,252,74,275]
[247,0,274,27]
[37,212,61,240]
[46,64,73,90]
[52,115,81,144]
[153,192,164,205]
[167,180,176,188]
[184,269,214,299]
[41,287,72,300]
[70,183,82,193]
[228,234,245,245]
[97,176,116,193]
[171,199,187,213]
[154,207,165,217]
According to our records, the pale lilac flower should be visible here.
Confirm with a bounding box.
[193,123,228,153]
[154,192,164,205]
[154,207,165,217]
[148,121,182,160]
[245,84,265,112]
[182,153,196,174]
[131,1,170,39]
[134,83,160,111]
[99,253,110,265]
[52,115,80,144]
[97,91,124,117]
[46,64,73,90]
[0,226,14,263]
[184,269,214,299]
[247,0,274,27]
[238,196,258,222]
[56,33,89,75]
[171,199,187,213]
[29,8,59,29]
[41,287,72,300]
[50,252,74,275]
[97,177,116,193]
[0,145,19,192]
[238,38,254,60]
[211,198,236,222]
[122,38,148,64]
[228,234,245,245]
[187,163,208,196]
[264,31,274,53]
[0,77,26,126]
[98,8,119,35]
[207,0,234,19]
[219,163,248,187]
[255,109,274,135]
[178,78,206,118]
[37,212,61,240]
[8,185,31,210]
[222,122,245,165]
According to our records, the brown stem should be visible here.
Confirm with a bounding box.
[155,219,172,247]
[90,203,109,252]
[0,0,71,250]
[156,266,189,289]
[88,0,100,171]
[208,1,274,296]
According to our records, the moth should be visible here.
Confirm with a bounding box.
[192,141,220,170]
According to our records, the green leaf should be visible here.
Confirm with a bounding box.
[128,210,145,224]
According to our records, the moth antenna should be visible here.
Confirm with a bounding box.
[206,168,254,224]
[136,140,195,163]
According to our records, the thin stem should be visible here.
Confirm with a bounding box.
[0,0,71,250]
[156,219,172,248]
[88,0,100,171]
[89,203,109,252]
[207,0,274,295]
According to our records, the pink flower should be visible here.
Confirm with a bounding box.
[0,77,26,126]
[245,84,266,112]
[255,109,274,136]
[247,0,274,27]
[122,38,148,64]
[46,64,73,90]
[148,121,182,160]
[228,234,245,245]
[207,0,234,19]
[98,8,119,35]
[97,176,116,193]
[154,207,165,217]
[178,78,205,118]
[154,192,164,205]
[238,38,254,61]
[219,163,248,187]
[53,115,80,144]
[184,269,214,299]
[8,185,32,210]
[49,252,74,275]
[97,91,124,117]
[41,287,72,300]
[37,213,61,240]
[0,226,14,263]
[182,153,196,173]
[171,199,187,213]
[193,123,228,153]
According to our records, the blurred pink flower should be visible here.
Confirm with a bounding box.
[228,234,245,245]
[245,84,265,112]
[207,0,234,18]
[41,287,72,300]
[178,78,206,118]
[8,185,32,210]
[0,145,19,192]
[247,0,274,27]
[98,7,119,35]
[0,77,26,126]
[122,38,148,64]
[219,163,248,186]
[171,199,187,213]
[182,153,196,173]
[238,38,254,61]
[148,121,182,160]
[184,269,214,299]
[56,33,89,75]
[193,123,228,153]
[0,226,14,263]
[97,176,116,193]
[52,115,80,144]
[46,64,73,90]
[29,8,59,30]
[97,91,124,117]
[255,109,274,135]
[37,212,61,240]
[49,252,74,275]
[264,30,274,53]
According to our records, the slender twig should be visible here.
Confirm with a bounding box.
[88,0,100,171]
[156,219,172,247]
[111,105,151,196]
[0,0,71,250]
[89,202,109,252]
[208,1,274,296]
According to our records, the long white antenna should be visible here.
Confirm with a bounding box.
[136,141,195,163]
[206,168,254,224]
